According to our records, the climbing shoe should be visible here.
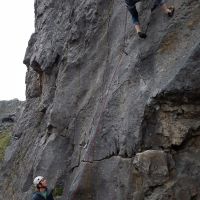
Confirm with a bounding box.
[167,6,175,17]
[138,32,147,39]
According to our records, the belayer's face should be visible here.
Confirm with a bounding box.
[40,178,48,187]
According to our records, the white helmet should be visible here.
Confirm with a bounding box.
[33,176,44,186]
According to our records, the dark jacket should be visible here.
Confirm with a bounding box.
[125,0,140,8]
[32,189,54,200]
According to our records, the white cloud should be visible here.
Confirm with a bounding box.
[0,0,34,100]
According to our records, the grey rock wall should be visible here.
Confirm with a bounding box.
[0,0,200,199]
[0,99,24,133]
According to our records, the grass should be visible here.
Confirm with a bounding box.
[0,130,11,161]
[53,186,64,197]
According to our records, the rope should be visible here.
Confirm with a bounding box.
[145,9,152,34]
[84,4,129,159]
[121,9,129,55]
[95,6,128,130]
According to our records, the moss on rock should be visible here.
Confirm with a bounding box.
[0,130,11,161]
[53,186,64,197]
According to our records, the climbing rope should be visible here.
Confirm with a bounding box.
[145,9,152,34]
[84,4,129,159]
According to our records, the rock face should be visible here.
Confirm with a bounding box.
[0,99,24,133]
[1,0,200,199]
[0,99,24,168]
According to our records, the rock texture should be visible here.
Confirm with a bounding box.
[0,99,24,167]
[0,0,200,199]
[0,99,24,134]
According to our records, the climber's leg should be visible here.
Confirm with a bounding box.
[128,5,139,26]
[151,0,164,12]
[128,5,147,38]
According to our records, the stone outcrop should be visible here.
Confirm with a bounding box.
[0,99,24,166]
[0,99,24,133]
[0,0,200,199]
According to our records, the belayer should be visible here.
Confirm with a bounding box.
[125,0,175,38]
[32,176,54,200]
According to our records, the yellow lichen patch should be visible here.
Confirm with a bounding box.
[157,31,179,54]
[0,130,11,161]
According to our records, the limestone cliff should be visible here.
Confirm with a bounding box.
[1,0,200,199]
[0,99,24,165]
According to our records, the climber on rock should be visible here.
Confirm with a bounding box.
[125,0,175,38]
[32,176,54,200]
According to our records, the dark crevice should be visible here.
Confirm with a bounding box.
[155,90,200,106]
[144,185,161,196]
[191,195,197,200]
[70,152,132,172]
[171,129,200,152]
[82,153,131,164]
[31,60,43,74]
[140,89,200,152]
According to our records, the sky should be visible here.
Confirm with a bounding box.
[0,1,34,101]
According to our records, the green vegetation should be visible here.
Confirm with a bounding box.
[0,130,11,161]
[53,186,64,197]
